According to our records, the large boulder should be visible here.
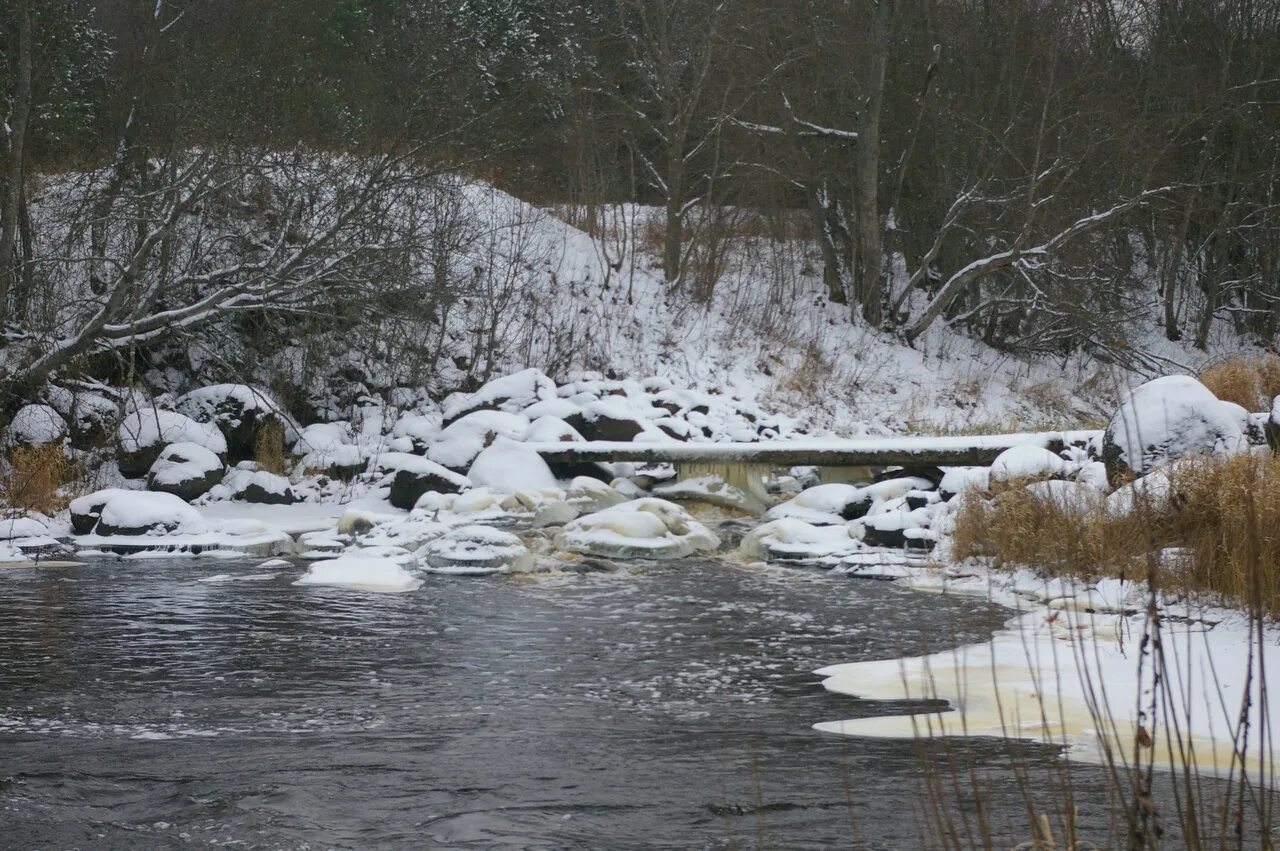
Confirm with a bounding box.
[146,442,225,501]
[6,404,67,449]
[1102,375,1246,485]
[116,408,227,479]
[177,384,300,463]
[377,452,470,510]
[466,438,559,493]
[441,368,557,427]
[73,489,207,537]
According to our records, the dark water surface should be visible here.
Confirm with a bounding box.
[0,556,1161,849]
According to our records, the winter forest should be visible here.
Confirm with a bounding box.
[5,2,1280,849]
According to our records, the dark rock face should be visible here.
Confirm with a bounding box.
[563,411,643,442]
[389,468,466,510]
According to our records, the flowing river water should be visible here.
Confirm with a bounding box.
[0,554,1222,849]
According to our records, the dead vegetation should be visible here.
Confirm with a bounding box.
[2,444,70,515]
[1198,353,1280,410]
[950,452,1280,616]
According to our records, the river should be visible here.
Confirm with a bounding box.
[0,555,1205,849]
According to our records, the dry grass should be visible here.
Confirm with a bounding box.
[254,420,287,475]
[951,452,1280,615]
[1198,353,1280,410]
[3,444,70,514]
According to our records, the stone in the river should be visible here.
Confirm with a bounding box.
[147,442,226,501]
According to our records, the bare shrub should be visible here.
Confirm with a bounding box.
[3,444,69,514]
[254,420,287,475]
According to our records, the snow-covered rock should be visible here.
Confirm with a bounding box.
[6,404,68,448]
[556,498,719,559]
[441,368,556,426]
[989,445,1066,482]
[293,556,422,593]
[45,388,119,447]
[652,475,760,513]
[146,442,225,501]
[117,408,227,478]
[426,410,530,471]
[938,467,990,500]
[1102,375,1246,484]
[466,438,559,492]
[377,452,470,509]
[296,422,365,479]
[766,483,867,525]
[177,384,300,462]
[418,525,534,574]
[74,489,208,537]
[740,518,864,562]
[225,468,296,504]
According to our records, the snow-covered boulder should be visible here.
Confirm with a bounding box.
[1102,375,1246,485]
[418,525,534,574]
[426,410,530,471]
[740,518,863,562]
[441,368,557,427]
[377,452,470,510]
[6,404,67,448]
[390,411,441,454]
[556,498,719,560]
[296,423,365,480]
[938,467,990,501]
[564,400,649,442]
[116,408,227,478]
[226,469,296,504]
[859,505,937,551]
[466,438,559,492]
[73,489,207,537]
[44,387,119,447]
[146,442,225,501]
[766,483,868,525]
[989,445,1066,483]
[293,555,422,593]
[177,384,300,462]
[565,476,628,514]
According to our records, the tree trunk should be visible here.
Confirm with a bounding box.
[805,184,846,304]
[0,2,34,327]
[852,0,890,326]
[663,144,685,287]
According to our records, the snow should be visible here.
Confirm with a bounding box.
[293,556,422,593]
[766,483,864,525]
[0,516,52,540]
[7,404,67,446]
[465,438,559,492]
[118,408,227,455]
[814,569,1280,780]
